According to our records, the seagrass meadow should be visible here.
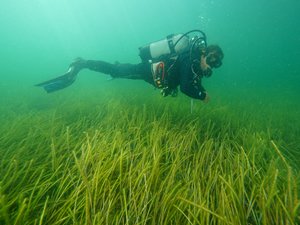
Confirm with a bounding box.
[0,83,300,224]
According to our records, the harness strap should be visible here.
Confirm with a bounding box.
[166,34,175,54]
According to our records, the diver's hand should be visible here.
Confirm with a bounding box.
[200,55,211,71]
[200,55,213,77]
[202,91,211,103]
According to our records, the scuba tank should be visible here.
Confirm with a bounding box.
[139,34,189,62]
[139,30,207,62]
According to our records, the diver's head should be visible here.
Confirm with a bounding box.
[200,44,224,77]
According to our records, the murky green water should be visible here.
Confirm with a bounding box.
[0,1,299,223]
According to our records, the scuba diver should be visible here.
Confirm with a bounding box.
[35,30,224,103]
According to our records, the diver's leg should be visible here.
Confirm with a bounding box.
[73,58,154,84]
[85,60,152,80]
[85,60,117,75]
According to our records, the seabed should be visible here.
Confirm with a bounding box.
[0,88,299,224]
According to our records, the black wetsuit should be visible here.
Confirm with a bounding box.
[85,52,207,100]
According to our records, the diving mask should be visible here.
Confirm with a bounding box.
[206,54,222,68]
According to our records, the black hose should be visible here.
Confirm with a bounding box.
[173,29,207,49]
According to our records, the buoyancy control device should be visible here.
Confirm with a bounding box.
[138,30,208,96]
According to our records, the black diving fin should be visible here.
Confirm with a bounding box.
[35,66,79,93]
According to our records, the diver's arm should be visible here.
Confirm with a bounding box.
[195,81,210,103]
[179,58,207,100]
